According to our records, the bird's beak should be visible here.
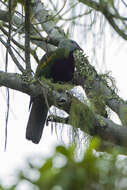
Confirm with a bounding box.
[78,46,83,51]
[80,47,83,51]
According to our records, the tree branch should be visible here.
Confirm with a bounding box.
[47,95,127,148]
[0,37,25,73]
[78,0,127,40]
[0,71,47,96]
[0,24,40,64]
[0,9,56,51]
[1,69,127,147]
[0,0,126,148]
[31,0,66,44]
[73,50,127,126]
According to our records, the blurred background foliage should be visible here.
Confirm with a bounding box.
[1,137,127,190]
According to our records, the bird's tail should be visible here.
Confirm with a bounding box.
[26,96,48,144]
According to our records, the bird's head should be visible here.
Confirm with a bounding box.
[58,39,82,52]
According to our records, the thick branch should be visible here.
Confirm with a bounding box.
[95,116,127,147]
[1,70,127,147]
[0,71,69,106]
[0,71,46,96]
[48,96,127,148]
[32,0,66,44]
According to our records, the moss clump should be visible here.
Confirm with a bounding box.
[100,72,117,93]
[69,97,96,133]
[39,76,74,92]
[89,91,108,118]
[119,105,127,126]
[97,116,105,127]
[73,50,96,85]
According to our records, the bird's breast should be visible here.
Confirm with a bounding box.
[51,52,74,82]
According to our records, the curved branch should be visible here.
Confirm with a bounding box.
[31,0,66,44]
[47,95,127,148]
[0,71,48,96]
[102,8,127,40]
[78,0,127,40]
[1,69,127,147]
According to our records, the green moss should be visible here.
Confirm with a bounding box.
[69,97,95,133]
[73,50,96,85]
[40,76,74,92]
[73,50,120,118]
[119,105,127,126]
[97,116,105,127]
[21,72,35,83]
[89,91,108,117]
[100,72,117,92]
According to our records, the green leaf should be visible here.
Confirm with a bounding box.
[56,145,68,156]
[40,158,52,173]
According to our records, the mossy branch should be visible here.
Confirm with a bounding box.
[73,50,127,126]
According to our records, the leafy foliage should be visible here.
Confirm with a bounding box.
[1,138,127,190]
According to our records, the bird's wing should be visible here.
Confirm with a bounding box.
[35,48,69,78]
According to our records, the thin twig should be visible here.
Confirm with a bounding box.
[60,10,92,21]
[0,27,25,63]
[25,0,31,73]
[11,25,24,38]
[79,0,127,40]
[0,25,40,64]
[0,37,25,73]
[4,0,12,151]
[121,0,127,7]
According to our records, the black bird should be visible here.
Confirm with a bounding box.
[26,39,82,144]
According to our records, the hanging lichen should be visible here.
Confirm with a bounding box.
[73,50,97,86]
[73,50,121,118]
[69,97,96,134]
[119,105,127,126]
[88,91,108,118]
